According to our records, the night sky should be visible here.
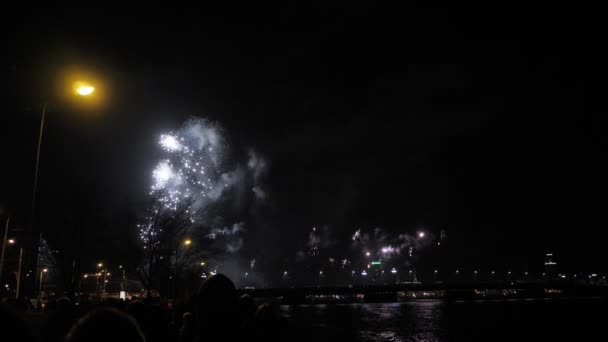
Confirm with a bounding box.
[1,5,606,276]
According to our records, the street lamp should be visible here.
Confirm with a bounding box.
[184,239,192,246]
[0,233,25,299]
[29,79,98,299]
[38,268,48,303]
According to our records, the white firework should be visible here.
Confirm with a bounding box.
[149,118,227,212]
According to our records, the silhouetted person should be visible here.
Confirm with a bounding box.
[126,300,147,332]
[65,308,145,342]
[196,273,240,342]
[42,297,76,342]
[0,304,36,342]
[239,294,257,330]
[179,312,196,342]
[171,299,192,342]
[254,303,287,342]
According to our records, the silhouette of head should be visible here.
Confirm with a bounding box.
[66,308,145,342]
[239,294,257,325]
[196,273,239,339]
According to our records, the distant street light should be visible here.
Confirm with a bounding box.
[8,239,15,245]
[184,239,192,246]
[418,232,425,238]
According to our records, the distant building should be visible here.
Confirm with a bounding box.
[544,252,559,280]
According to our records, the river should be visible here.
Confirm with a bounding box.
[279,298,606,341]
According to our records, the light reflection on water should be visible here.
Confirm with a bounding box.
[280,299,605,342]
[281,300,446,342]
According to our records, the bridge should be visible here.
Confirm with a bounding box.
[239,282,608,304]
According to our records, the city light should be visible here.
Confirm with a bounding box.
[8,239,15,244]
[184,239,192,246]
[418,232,425,238]
[83,274,88,279]
[98,263,103,268]
[43,268,48,272]
[365,252,371,257]
[362,271,368,276]
[200,262,206,266]
[391,268,397,274]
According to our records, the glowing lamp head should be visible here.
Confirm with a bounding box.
[98,263,103,268]
[74,82,95,96]
[8,239,15,244]
[418,232,425,238]
[184,239,192,246]
[83,274,88,278]
[43,268,48,273]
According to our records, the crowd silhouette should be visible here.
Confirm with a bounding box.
[1,274,287,342]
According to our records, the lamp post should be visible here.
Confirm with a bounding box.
[170,239,191,298]
[38,268,48,304]
[16,246,23,299]
[97,262,105,297]
[30,82,96,298]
